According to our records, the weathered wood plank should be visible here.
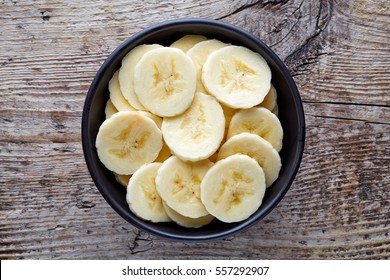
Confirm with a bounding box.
[303,102,390,125]
[0,0,389,259]
[1,114,388,259]
[224,0,390,106]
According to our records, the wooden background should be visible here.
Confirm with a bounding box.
[1,0,389,259]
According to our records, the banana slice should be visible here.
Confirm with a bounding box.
[187,39,229,93]
[163,202,214,228]
[170,34,208,52]
[95,111,163,175]
[208,151,219,163]
[119,44,162,110]
[162,92,225,161]
[126,162,171,222]
[114,173,131,188]
[155,156,213,218]
[105,99,118,119]
[138,111,172,162]
[109,71,136,112]
[133,47,196,117]
[202,45,271,109]
[258,84,277,111]
[217,132,281,188]
[138,111,162,128]
[227,107,283,152]
[154,143,172,163]
[220,102,238,143]
[201,154,266,223]
[221,103,237,130]
[272,104,279,116]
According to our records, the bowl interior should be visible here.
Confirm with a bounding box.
[82,19,305,241]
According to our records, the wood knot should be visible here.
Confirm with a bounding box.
[50,111,67,131]
[40,11,51,21]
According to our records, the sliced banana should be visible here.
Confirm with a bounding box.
[201,154,266,223]
[119,44,162,110]
[170,34,208,52]
[154,142,172,163]
[187,39,229,93]
[217,132,281,188]
[162,92,225,161]
[95,111,163,175]
[221,103,237,130]
[258,84,277,111]
[220,102,238,143]
[126,163,171,222]
[133,47,196,117]
[228,107,283,152]
[272,104,279,116]
[155,156,213,218]
[163,202,214,228]
[97,36,285,227]
[138,111,162,128]
[114,173,131,188]
[105,99,118,119]
[138,111,172,162]
[109,71,136,112]
[208,151,219,163]
[202,45,271,109]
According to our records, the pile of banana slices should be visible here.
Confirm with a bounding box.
[96,35,283,228]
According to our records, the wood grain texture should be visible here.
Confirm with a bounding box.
[0,0,389,259]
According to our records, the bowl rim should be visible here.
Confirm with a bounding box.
[82,18,305,242]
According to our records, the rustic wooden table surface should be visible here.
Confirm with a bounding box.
[1,0,389,260]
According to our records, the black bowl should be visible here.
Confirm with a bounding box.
[82,18,305,241]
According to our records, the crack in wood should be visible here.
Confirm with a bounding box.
[269,0,305,47]
[305,114,390,125]
[75,200,96,209]
[303,100,390,109]
[48,225,66,231]
[284,0,334,72]
[128,230,153,255]
[217,0,289,20]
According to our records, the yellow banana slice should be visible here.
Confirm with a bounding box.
[217,132,281,188]
[200,154,266,223]
[119,44,162,110]
[109,71,136,111]
[170,34,208,52]
[187,39,229,93]
[221,103,237,130]
[114,173,131,188]
[220,102,238,143]
[272,104,279,116]
[95,111,163,175]
[258,84,277,111]
[154,143,172,163]
[133,47,196,117]
[162,92,225,161]
[227,107,283,152]
[126,163,171,222]
[105,99,118,119]
[138,111,162,128]
[162,202,214,228]
[155,156,213,218]
[208,151,219,163]
[138,111,172,162]
[202,45,271,109]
